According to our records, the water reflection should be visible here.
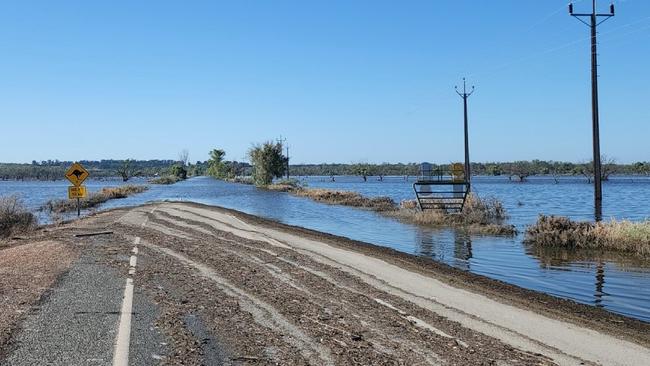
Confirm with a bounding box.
[453,231,472,271]
[527,245,650,269]
[415,229,473,271]
[595,262,606,307]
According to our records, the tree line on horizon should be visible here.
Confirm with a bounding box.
[2,157,649,182]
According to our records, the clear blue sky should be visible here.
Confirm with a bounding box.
[0,0,648,164]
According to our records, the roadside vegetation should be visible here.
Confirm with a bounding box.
[150,149,200,185]
[295,188,397,211]
[41,185,149,213]
[266,180,515,235]
[389,194,515,235]
[0,196,37,239]
[525,215,650,256]
[150,175,182,185]
[205,148,249,181]
[248,141,287,186]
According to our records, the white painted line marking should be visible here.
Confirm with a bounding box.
[112,277,134,366]
[113,233,144,366]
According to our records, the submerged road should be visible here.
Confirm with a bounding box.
[1,202,649,365]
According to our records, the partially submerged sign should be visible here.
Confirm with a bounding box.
[65,163,89,187]
[68,186,87,199]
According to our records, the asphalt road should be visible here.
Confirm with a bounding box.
[2,233,165,366]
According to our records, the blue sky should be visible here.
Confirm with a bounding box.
[0,0,648,164]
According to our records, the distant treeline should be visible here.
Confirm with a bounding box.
[2,159,649,181]
[290,160,650,179]
[0,159,196,181]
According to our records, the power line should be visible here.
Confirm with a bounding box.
[455,78,475,185]
[277,136,289,179]
[465,14,649,81]
[569,0,615,221]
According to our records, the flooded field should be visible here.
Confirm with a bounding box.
[2,175,650,322]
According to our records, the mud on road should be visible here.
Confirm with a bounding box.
[2,202,650,365]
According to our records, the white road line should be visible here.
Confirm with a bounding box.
[113,209,155,366]
[113,230,145,366]
[113,277,134,366]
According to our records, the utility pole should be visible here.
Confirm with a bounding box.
[286,143,290,179]
[455,78,474,185]
[570,1,615,221]
[278,136,289,179]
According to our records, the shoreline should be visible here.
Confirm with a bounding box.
[183,201,650,331]
[1,202,648,364]
[16,200,650,329]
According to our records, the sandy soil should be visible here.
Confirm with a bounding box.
[2,201,650,365]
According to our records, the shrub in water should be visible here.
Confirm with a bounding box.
[525,215,650,256]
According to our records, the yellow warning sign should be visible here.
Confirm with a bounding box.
[68,186,87,199]
[451,163,465,182]
[65,163,89,187]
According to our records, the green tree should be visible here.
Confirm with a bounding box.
[116,159,141,182]
[509,161,531,182]
[170,164,187,180]
[207,149,228,179]
[352,163,370,182]
[248,141,286,186]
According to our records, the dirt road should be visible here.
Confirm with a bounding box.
[1,202,649,365]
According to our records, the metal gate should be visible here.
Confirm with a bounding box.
[413,163,470,212]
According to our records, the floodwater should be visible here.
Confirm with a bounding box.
[2,175,650,322]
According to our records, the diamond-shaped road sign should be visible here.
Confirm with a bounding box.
[65,163,89,187]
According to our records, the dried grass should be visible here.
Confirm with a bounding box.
[293,188,397,212]
[525,215,650,256]
[150,175,182,185]
[265,179,301,192]
[282,187,514,235]
[0,241,76,347]
[388,193,515,235]
[0,195,37,238]
[41,185,149,213]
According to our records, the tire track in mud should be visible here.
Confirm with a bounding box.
[145,211,451,365]
[141,240,336,366]
[133,206,557,365]
[155,205,615,366]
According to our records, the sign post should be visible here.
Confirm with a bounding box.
[65,163,89,217]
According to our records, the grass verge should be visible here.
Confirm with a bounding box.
[525,215,650,256]
[41,185,149,213]
[0,196,37,239]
